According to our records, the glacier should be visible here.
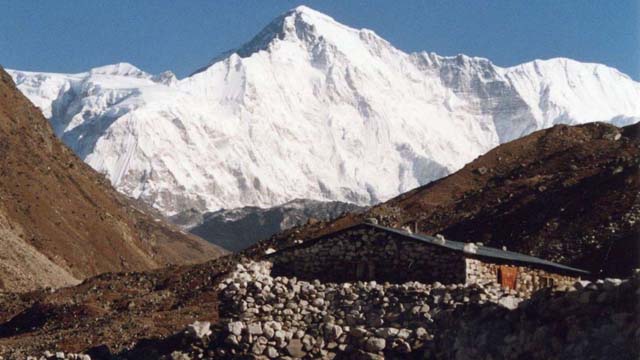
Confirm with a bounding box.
[8,5,640,216]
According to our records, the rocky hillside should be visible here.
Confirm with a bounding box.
[249,123,640,277]
[173,199,365,252]
[0,67,225,292]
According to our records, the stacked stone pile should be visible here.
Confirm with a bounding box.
[209,261,523,358]
[1,351,92,360]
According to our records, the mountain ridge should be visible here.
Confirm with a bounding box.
[7,6,640,218]
[179,198,366,251]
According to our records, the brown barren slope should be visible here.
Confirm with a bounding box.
[0,67,225,292]
[0,255,239,357]
[249,122,640,277]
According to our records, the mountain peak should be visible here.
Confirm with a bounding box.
[289,5,327,18]
[89,62,148,77]
[233,6,342,57]
[190,6,347,75]
[10,7,640,221]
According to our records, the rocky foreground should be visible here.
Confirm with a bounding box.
[5,260,638,359]
[142,261,637,360]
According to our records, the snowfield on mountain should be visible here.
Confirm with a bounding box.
[8,6,640,216]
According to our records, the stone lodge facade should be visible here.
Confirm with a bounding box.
[268,223,589,295]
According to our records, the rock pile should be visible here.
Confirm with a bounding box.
[5,351,91,360]
[209,261,523,358]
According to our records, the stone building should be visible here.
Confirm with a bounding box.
[268,223,589,295]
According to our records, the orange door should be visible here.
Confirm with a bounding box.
[498,266,518,290]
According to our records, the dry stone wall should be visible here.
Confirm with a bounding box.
[432,272,639,359]
[270,226,584,296]
[203,261,523,359]
[270,228,466,284]
[466,258,580,296]
[159,262,637,359]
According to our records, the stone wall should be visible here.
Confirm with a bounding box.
[270,226,583,294]
[270,227,466,284]
[466,258,580,296]
[209,261,524,359]
[159,262,636,360]
[430,274,638,359]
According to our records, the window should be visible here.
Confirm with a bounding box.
[540,277,554,288]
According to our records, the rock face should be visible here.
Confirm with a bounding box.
[249,123,640,277]
[176,199,365,251]
[0,67,225,292]
[157,261,638,359]
[8,6,640,216]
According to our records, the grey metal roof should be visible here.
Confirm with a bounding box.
[364,223,590,275]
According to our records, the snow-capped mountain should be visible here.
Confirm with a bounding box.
[8,6,640,216]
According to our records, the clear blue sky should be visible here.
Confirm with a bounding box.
[1,1,638,79]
